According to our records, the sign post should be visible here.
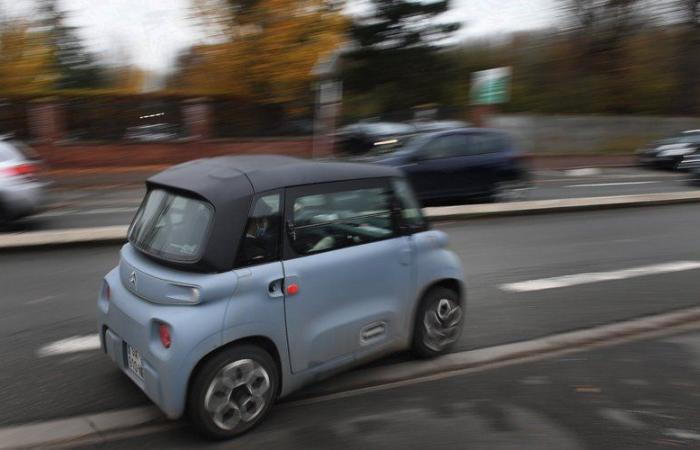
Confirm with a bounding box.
[470,67,511,127]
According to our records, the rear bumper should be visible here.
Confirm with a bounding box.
[0,181,47,219]
[97,268,222,419]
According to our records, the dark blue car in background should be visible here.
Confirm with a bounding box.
[368,128,531,205]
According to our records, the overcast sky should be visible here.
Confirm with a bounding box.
[1,0,559,73]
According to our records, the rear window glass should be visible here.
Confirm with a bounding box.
[129,189,213,263]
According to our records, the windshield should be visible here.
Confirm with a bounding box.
[129,189,214,263]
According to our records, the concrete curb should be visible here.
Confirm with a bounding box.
[424,191,700,221]
[0,406,162,450]
[3,191,700,250]
[0,225,128,250]
[4,306,700,449]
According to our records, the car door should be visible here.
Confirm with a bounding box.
[453,131,506,196]
[281,179,413,374]
[402,134,465,201]
[223,191,289,351]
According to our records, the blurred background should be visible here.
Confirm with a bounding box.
[6,2,700,449]
[0,0,697,156]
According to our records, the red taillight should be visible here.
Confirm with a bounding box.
[2,163,36,178]
[158,323,171,349]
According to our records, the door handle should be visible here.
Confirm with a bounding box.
[268,279,284,298]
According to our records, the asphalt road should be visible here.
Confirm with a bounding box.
[75,329,700,450]
[3,167,696,232]
[2,203,700,431]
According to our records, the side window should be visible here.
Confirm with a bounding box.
[468,133,503,154]
[420,135,466,160]
[392,178,427,232]
[290,186,394,256]
[235,194,281,268]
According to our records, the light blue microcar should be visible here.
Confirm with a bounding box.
[97,155,465,439]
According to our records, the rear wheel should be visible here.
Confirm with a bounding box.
[412,287,463,358]
[188,344,279,440]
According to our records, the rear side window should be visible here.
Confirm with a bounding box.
[290,187,395,255]
[129,189,213,263]
[235,194,281,268]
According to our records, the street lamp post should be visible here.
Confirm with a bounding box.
[312,49,343,159]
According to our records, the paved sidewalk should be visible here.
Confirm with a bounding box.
[70,329,700,449]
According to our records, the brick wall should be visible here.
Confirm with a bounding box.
[35,139,314,169]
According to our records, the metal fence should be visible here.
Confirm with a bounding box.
[63,97,184,142]
[211,99,313,138]
[0,99,30,139]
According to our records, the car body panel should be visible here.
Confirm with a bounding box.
[373,129,527,204]
[282,236,413,373]
[0,141,48,220]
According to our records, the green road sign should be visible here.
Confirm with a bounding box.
[470,67,511,105]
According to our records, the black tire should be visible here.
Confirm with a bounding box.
[412,287,463,359]
[188,344,279,440]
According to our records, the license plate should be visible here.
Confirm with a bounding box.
[126,344,144,380]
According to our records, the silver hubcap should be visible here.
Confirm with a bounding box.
[423,298,463,352]
[204,359,271,431]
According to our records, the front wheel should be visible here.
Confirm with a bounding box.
[188,344,279,440]
[412,287,464,358]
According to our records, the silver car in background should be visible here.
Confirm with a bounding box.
[0,140,47,224]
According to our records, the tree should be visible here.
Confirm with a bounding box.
[40,0,108,90]
[178,0,346,112]
[559,0,647,113]
[0,21,54,94]
[342,0,461,116]
[676,0,700,114]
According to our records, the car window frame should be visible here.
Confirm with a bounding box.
[391,177,429,234]
[282,177,400,260]
[233,188,285,269]
[127,188,216,264]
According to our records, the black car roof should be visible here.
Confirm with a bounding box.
[142,155,401,273]
[148,155,401,195]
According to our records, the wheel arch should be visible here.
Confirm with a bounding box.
[187,334,284,405]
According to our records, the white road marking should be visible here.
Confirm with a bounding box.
[566,181,660,188]
[37,334,101,357]
[565,168,602,177]
[26,295,59,305]
[501,261,700,293]
[665,429,700,441]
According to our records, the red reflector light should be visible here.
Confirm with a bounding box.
[101,280,110,302]
[287,283,299,295]
[159,323,171,349]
